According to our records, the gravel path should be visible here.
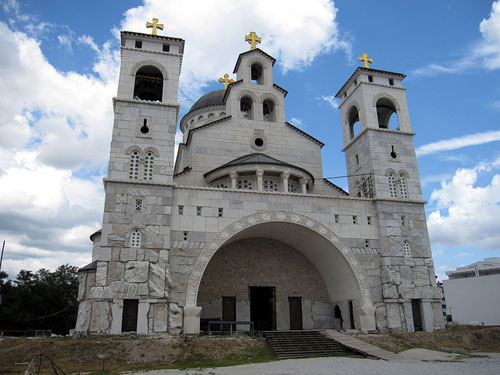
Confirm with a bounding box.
[125,353,500,375]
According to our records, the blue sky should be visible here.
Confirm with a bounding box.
[0,0,499,280]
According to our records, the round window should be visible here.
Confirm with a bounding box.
[254,138,264,147]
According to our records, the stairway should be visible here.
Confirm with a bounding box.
[264,330,359,359]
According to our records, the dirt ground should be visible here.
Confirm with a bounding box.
[0,334,273,374]
[355,325,500,353]
[1,326,499,374]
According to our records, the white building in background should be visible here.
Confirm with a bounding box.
[443,257,500,326]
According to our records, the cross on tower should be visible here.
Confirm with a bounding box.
[146,18,164,35]
[358,52,373,68]
[218,73,235,90]
[245,31,262,50]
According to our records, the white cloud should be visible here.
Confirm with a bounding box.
[289,117,303,128]
[427,160,500,250]
[120,0,349,105]
[416,130,500,156]
[318,94,340,109]
[413,1,500,76]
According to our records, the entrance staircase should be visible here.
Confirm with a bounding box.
[264,330,360,359]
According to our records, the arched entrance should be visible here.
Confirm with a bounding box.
[184,211,376,333]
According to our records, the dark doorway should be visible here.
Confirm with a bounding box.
[222,296,236,331]
[289,297,303,330]
[348,300,355,329]
[250,286,276,331]
[122,299,138,332]
[334,305,343,329]
[412,299,423,331]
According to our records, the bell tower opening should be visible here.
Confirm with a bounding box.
[348,106,361,139]
[251,63,264,84]
[133,65,163,101]
[376,98,399,130]
[240,96,254,119]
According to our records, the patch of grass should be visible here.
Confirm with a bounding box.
[174,342,276,369]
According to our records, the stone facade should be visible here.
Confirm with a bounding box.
[75,30,445,335]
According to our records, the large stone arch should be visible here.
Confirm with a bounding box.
[184,210,376,333]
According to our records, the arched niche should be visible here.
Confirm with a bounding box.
[263,99,275,122]
[133,65,163,101]
[251,62,264,84]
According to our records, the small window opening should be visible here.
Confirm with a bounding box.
[344,92,347,98]
[135,199,142,212]
[237,179,253,190]
[263,99,275,122]
[399,173,408,199]
[403,241,411,256]
[198,115,204,121]
[348,106,361,139]
[143,152,154,181]
[240,96,253,119]
[133,65,163,101]
[365,239,370,248]
[218,208,224,217]
[140,118,149,134]
[183,231,188,241]
[353,215,358,224]
[388,173,397,198]
[254,137,264,147]
[263,179,278,192]
[334,214,339,223]
[390,145,397,159]
[355,154,360,165]
[131,229,141,248]
[368,75,373,83]
[401,215,406,226]
[367,216,372,225]
[389,78,394,86]
[135,40,142,49]
[129,151,140,180]
[162,44,170,52]
[208,113,214,118]
[178,205,184,215]
[251,63,264,84]
[354,79,358,85]
[196,206,202,216]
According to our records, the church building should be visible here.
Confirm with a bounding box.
[75,22,445,335]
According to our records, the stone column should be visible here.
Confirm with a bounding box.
[256,169,264,192]
[110,299,124,334]
[281,171,290,193]
[184,306,202,334]
[230,172,238,189]
[299,178,307,194]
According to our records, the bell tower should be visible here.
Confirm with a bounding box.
[336,59,442,332]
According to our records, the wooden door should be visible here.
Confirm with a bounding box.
[289,297,303,330]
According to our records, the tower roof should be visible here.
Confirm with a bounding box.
[335,67,406,98]
[120,31,185,53]
[233,48,276,74]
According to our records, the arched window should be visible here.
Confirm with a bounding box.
[131,229,141,248]
[403,240,411,256]
[376,98,399,130]
[129,151,140,180]
[263,99,275,122]
[143,152,154,181]
[263,179,278,192]
[237,179,253,190]
[348,106,361,139]
[251,63,264,84]
[240,96,253,119]
[133,65,163,101]
[399,173,408,199]
[388,173,397,198]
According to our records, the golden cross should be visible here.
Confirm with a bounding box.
[245,31,262,50]
[146,18,164,35]
[358,52,373,68]
[218,73,235,90]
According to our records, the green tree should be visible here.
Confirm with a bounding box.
[0,265,79,335]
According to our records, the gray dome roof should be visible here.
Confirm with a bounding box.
[189,89,225,112]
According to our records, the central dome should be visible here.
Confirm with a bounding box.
[189,89,225,112]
